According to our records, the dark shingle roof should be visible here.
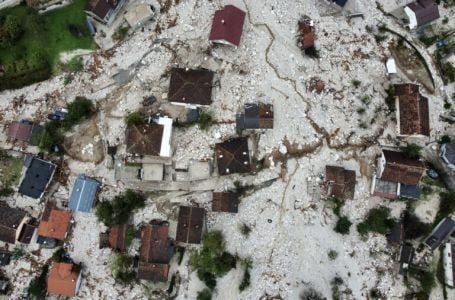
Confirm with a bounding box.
[399,244,414,275]
[18,224,36,244]
[236,103,273,130]
[69,175,99,213]
[215,137,251,175]
[325,166,356,200]
[18,157,56,199]
[380,150,425,186]
[0,202,26,244]
[209,5,246,46]
[168,68,214,106]
[126,124,163,156]
[176,206,205,244]
[0,250,12,266]
[137,262,169,282]
[407,0,440,26]
[424,218,455,250]
[212,192,239,213]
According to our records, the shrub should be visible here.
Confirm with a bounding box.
[402,210,432,240]
[0,185,14,197]
[28,264,49,298]
[444,102,452,110]
[190,231,237,290]
[108,252,135,284]
[385,85,396,112]
[400,144,422,159]
[239,258,252,291]
[300,288,326,300]
[352,79,361,88]
[95,190,146,226]
[113,26,129,42]
[239,223,252,237]
[196,110,213,130]
[124,112,145,126]
[357,108,366,114]
[335,216,352,235]
[197,288,212,300]
[64,57,84,73]
[409,268,435,299]
[357,206,395,236]
[62,97,95,129]
[434,190,455,225]
[32,120,64,152]
[328,250,338,260]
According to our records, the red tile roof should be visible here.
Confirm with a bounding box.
[395,84,430,136]
[209,5,246,46]
[139,222,172,264]
[380,150,426,185]
[47,262,80,297]
[38,206,71,241]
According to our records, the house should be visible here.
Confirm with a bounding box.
[7,120,41,143]
[108,224,128,251]
[395,84,430,137]
[297,16,315,50]
[69,175,100,213]
[372,150,426,199]
[47,262,82,297]
[18,156,56,200]
[0,202,26,244]
[0,250,12,266]
[440,143,455,170]
[126,117,173,157]
[423,218,455,251]
[84,0,126,26]
[209,5,246,47]
[443,242,455,287]
[124,2,155,30]
[168,68,214,107]
[176,206,205,244]
[404,0,439,29]
[325,166,356,200]
[332,0,348,7]
[37,202,72,246]
[215,137,251,176]
[137,221,174,282]
[236,103,274,130]
[399,243,414,275]
[18,223,37,244]
[212,192,239,213]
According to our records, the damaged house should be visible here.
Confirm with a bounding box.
[0,202,27,245]
[176,206,205,244]
[209,5,246,47]
[168,68,214,107]
[137,221,174,282]
[236,103,273,130]
[372,149,426,199]
[404,0,440,30]
[395,84,430,137]
[325,166,356,200]
[215,137,251,176]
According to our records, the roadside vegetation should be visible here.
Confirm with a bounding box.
[96,190,146,227]
[0,0,92,91]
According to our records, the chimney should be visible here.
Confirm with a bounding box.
[221,19,225,24]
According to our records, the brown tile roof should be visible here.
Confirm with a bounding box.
[47,262,80,297]
[380,150,426,185]
[209,5,246,46]
[126,124,163,156]
[258,104,274,128]
[176,206,205,244]
[0,202,26,244]
[38,205,71,241]
[139,222,172,264]
[7,120,36,142]
[395,84,430,136]
[215,137,251,175]
[109,224,128,251]
[137,262,170,282]
[212,192,239,213]
[325,166,356,200]
[168,68,214,106]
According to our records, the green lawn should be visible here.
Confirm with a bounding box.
[0,0,93,90]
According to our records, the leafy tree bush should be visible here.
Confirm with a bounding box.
[31,120,64,152]
[299,288,326,300]
[239,258,252,291]
[190,231,237,290]
[328,250,338,260]
[357,206,395,236]
[197,288,212,300]
[196,110,213,130]
[62,97,95,129]
[124,112,145,126]
[96,190,146,226]
[28,264,49,298]
[108,252,135,285]
[64,57,84,73]
[335,216,352,235]
[0,15,23,47]
[400,144,422,159]
[434,190,455,225]
[402,210,432,240]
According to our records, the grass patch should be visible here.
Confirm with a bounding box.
[95,190,146,227]
[357,206,395,236]
[62,56,83,73]
[113,26,129,42]
[190,231,237,290]
[0,1,93,90]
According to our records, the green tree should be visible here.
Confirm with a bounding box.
[95,201,114,226]
[28,264,49,298]
[400,144,422,159]
[335,216,352,235]
[197,288,212,300]
[95,190,146,226]
[4,15,22,41]
[357,206,395,236]
[124,112,144,126]
[63,97,95,128]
